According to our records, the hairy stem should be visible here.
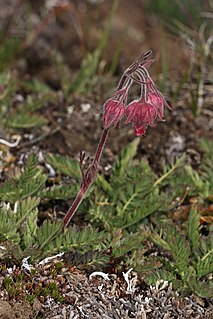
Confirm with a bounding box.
[63,128,109,228]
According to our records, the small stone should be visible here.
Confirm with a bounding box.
[81,103,91,113]
[32,298,41,312]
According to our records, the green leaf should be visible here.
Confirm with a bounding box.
[63,250,109,267]
[198,138,213,157]
[112,138,140,176]
[200,230,213,255]
[126,254,162,273]
[96,174,113,196]
[0,204,20,243]
[0,197,40,248]
[34,223,107,260]
[0,179,19,202]
[165,225,190,279]
[0,155,47,202]
[90,191,161,232]
[145,270,182,290]
[19,155,47,199]
[38,184,78,200]
[22,209,38,249]
[6,111,47,128]
[45,153,81,179]
[199,139,213,196]
[149,231,171,251]
[21,78,52,94]
[188,276,213,298]
[89,147,165,232]
[35,221,62,252]
[111,229,150,258]
[154,155,186,188]
[0,38,21,71]
[188,207,201,258]
[61,225,106,252]
[16,196,40,227]
[196,256,213,278]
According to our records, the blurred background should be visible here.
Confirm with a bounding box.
[0,0,212,167]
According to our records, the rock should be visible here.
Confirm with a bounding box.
[0,300,16,319]
[0,300,32,319]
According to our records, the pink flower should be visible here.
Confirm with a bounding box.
[134,124,148,136]
[125,100,157,136]
[101,99,125,128]
[100,50,171,136]
[100,79,132,129]
[147,92,172,120]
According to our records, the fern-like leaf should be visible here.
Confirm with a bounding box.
[111,229,150,258]
[16,196,40,227]
[6,111,47,128]
[64,250,109,267]
[149,231,171,251]
[38,184,78,200]
[196,256,213,278]
[112,138,140,176]
[36,224,107,260]
[0,204,20,243]
[36,221,61,248]
[165,225,190,279]
[0,155,46,202]
[188,276,213,298]
[62,225,106,252]
[188,207,201,258]
[145,270,182,291]
[45,153,81,179]
[22,209,38,249]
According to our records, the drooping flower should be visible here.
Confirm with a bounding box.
[101,99,125,128]
[100,79,132,129]
[125,99,157,136]
[64,51,171,228]
[147,91,172,120]
[100,50,171,136]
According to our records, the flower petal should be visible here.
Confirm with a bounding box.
[101,99,125,128]
[134,124,148,136]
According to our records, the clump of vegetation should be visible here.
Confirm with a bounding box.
[147,208,213,298]
[0,136,212,298]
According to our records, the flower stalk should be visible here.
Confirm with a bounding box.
[63,50,171,227]
[63,128,109,227]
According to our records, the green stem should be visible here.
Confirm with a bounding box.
[153,157,184,188]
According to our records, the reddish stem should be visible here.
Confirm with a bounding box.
[63,128,109,228]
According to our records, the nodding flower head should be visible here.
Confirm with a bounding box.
[125,100,157,136]
[101,79,132,128]
[100,50,171,136]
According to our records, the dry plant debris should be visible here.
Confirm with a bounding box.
[0,260,213,319]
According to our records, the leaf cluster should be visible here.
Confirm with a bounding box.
[158,139,213,201]
[0,138,212,300]
[0,195,107,265]
[147,208,213,298]
[0,154,107,265]
[0,153,80,203]
[0,155,47,203]
[0,71,54,129]
[88,139,169,232]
